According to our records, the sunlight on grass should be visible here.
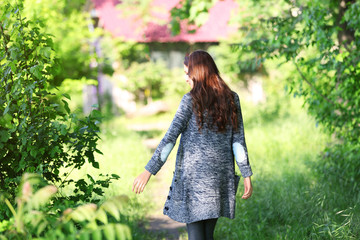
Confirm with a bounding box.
[59,90,340,239]
[215,97,331,239]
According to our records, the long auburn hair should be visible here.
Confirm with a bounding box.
[185,50,238,133]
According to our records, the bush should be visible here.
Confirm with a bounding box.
[121,60,188,104]
[0,173,132,240]
[0,0,117,219]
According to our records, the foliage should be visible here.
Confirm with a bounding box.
[207,42,264,83]
[231,0,360,145]
[316,142,360,192]
[170,0,216,35]
[75,116,166,239]
[111,40,150,70]
[0,0,118,219]
[213,99,359,239]
[120,60,188,104]
[0,173,132,240]
[21,0,114,86]
[170,0,360,144]
[116,0,156,28]
[66,173,121,203]
[169,1,360,238]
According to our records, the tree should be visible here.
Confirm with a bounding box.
[0,0,113,218]
[170,0,360,144]
[21,0,111,86]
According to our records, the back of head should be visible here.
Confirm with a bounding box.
[187,50,238,132]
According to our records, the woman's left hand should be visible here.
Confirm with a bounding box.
[132,170,152,194]
[242,176,253,199]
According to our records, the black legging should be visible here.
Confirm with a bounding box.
[186,218,218,240]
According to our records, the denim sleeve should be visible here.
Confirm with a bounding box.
[145,93,192,175]
[232,92,253,178]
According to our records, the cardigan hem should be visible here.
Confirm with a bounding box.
[163,212,234,224]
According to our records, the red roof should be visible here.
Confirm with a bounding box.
[92,0,238,42]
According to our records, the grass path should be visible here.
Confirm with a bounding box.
[128,122,188,240]
[92,95,349,239]
[144,161,187,240]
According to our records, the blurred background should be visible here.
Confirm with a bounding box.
[1,0,359,239]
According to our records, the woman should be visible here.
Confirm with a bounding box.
[132,50,253,240]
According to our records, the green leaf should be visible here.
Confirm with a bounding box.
[30,147,37,158]
[40,46,52,58]
[93,187,103,196]
[92,230,102,240]
[90,109,102,119]
[62,93,71,100]
[95,209,108,224]
[92,161,99,169]
[95,148,104,155]
[79,232,90,240]
[3,103,10,116]
[62,99,70,114]
[9,61,16,72]
[114,224,132,240]
[101,201,120,221]
[87,174,95,183]
[103,225,115,240]
[0,130,10,143]
[30,65,42,79]
[29,185,57,209]
[0,113,13,128]
[60,124,67,135]
[194,12,209,26]
[36,220,48,236]
[111,174,120,179]
[68,203,97,222]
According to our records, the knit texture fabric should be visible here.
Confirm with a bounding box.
[145,91,253,223]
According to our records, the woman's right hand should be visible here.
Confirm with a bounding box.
[242,176,253,199]
[132,170,152,194]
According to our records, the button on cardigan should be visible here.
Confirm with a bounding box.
[145,91,253,223]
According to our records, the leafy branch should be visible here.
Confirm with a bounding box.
[293,60,336,106]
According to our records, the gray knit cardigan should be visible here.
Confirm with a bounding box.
[145,91,253,223]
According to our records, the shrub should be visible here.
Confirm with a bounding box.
[0,0,117,219]
[0,173,132,240]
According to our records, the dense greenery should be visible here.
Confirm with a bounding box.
[21,0,113,86]
[172,0,360,144]
[170,0,216,35]
[236,0,359,145]
[214,89,359,239]
[1,0,359,238]
[0,0,121,221]
[0,174,131,239]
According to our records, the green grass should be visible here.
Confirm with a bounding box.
[60,88,359,239]
[214,97,360,239]
[59,116,158,239]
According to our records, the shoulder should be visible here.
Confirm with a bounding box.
[183,92,192,100]
[180,92,192,105]
[231,90,240,101]
[176,92,193,113]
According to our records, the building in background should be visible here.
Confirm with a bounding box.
[91,0,238,68]
[85,0,257,115]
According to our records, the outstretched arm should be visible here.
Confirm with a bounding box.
[132,93,192,194]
